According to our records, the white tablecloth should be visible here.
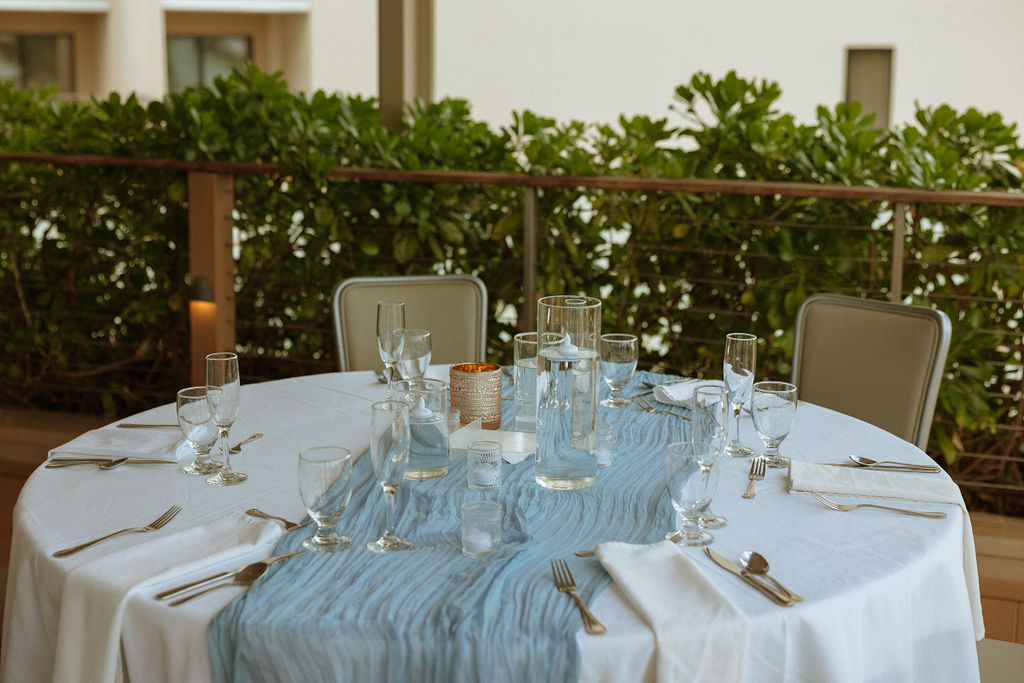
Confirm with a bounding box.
[1,369,982,682]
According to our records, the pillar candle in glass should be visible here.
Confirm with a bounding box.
[534,295,601,490]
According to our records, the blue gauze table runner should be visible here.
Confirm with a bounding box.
[209,371,691,682]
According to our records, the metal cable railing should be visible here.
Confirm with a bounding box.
[2,152,1024,514]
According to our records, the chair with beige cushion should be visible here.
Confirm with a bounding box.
[791,293,951,450]
[330,275,488,372]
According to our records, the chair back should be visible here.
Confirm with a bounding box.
[791,294,951,450]
[330,275,488,372]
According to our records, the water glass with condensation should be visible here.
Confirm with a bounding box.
[513,332,540,432]
[461,499,502,558]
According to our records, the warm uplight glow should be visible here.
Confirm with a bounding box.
[189,285,217,385]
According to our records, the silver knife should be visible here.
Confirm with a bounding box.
[154,549,305,600]
[827,463,941,473]
[117,423,179,429]
[47,457,178,466]
[703,547,797,606]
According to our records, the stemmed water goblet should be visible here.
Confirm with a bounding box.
[367,399,413,553]
[663,441,718,547]
[397,328,431,380]
[723,332,757,457]
[691,383,728,529]
[600,333,638,408]
[377,301,406,397]
[175,386,223,476]
[751,381,798,468]
[205,351,247,486]
[298,446,354,552]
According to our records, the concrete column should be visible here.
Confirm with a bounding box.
[378,0,434,131]
[99,0,167,100]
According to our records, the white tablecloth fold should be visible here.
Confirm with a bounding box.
[49,426,184,460]
[52,515,281,683]
[787,459,984,639]
[596,541,749,683]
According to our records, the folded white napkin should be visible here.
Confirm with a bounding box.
[52,514,281,682]
[788,460,984,639]
[449,419,536,464]
[597,541,748,682]
[49,426,184,460]
[653,379,724,407]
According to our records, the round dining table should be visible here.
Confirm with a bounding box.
[1,368,983,682]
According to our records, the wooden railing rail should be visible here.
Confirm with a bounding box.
[4,151,1024,205]
[5,150,1024,385]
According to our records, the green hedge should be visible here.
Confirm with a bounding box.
[2,67,1023,479]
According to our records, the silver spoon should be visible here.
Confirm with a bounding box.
[848,455,940,471]
[168,562,270,606]
[739,551,803,602]
[46,457,130,469]
[229,433,263,454]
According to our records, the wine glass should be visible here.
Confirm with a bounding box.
[298,446,354,552]
[367,399,413,553]
[663,441,717,547]
[175,386,223,476]
[751,381,798,468]
[377,301,406,397]
[691,383,728,529]
[723,332,757,458]
[205,351,247,486]
[397,328,431,380]
[600,333,638,408]
[175,387,223,479]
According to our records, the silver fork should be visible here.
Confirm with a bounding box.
[635,396,691,421]
[53,505,183,557]
[550,559,607,635]
[810,492,946,518]
[245,508,305,531]
[742,458,766,499]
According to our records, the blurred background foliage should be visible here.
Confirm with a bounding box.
[2,67,1023,512]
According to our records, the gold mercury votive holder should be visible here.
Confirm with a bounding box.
[449,362,502,430]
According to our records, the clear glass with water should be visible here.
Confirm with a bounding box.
[514,331,563,432]
[534,295,602,490]
[394,378,449,479]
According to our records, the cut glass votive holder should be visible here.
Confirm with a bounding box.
[467,440,503,490]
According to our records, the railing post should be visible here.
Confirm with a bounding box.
[522,186,539,329]
[890,201,906,303]
[188,171,236,385]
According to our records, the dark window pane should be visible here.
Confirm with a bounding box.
[0,34,19,83]
[0,33,74,91]
[167,34,251,91]
[846,48,893,130]
[167,36,201,92]
[200,36,249,87]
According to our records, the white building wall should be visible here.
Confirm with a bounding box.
[433,0,1024,130]
[306,0,376,98]
[2,0,1021,130]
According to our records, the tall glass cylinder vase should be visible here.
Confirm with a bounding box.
[534,295,601,490]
